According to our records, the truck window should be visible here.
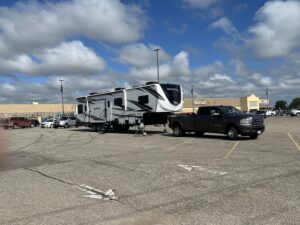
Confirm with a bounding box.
[138,95,149,104]
[78,105,83,114]
[197,107,211,115]
[114,98,123,106]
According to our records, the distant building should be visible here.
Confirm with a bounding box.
[259,98,270,109]
[183,94,261,112]
[0,104,74,121]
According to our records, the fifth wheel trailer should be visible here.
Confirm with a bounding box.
[75,82,183,132]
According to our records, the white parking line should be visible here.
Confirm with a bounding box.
[77,184,117,200]
[178,164,228,175]
[287,132,300,152]
[224,141,240,159]
[168,140,191,151]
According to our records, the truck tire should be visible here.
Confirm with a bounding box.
[64,123,69,128]
[297,113,300,117]
[227,127,238,140]
[249,134,258,139]
[173,124,184,137]
[13,124,17,129]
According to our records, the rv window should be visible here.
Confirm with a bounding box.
[138,95,149,104]
[78,105,83,114]
[107,101,110,108]
[114,98,123,106]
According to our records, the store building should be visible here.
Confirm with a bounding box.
[0,104,74,121]
[183,94,261,112]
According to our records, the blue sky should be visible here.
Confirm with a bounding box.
[0,0,300,104]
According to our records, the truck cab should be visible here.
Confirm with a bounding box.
[169,106,265,140]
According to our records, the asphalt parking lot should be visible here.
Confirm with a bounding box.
[1,117,300,225]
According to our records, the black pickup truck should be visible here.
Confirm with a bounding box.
[169,106,265,139]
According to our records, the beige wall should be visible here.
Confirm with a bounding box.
[183,95,260,112]
[0,104,74,119]
[240,94,259,111]
[183,98,241,112]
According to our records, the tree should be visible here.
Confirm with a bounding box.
[289,97,300,109]
[275,100,287,110]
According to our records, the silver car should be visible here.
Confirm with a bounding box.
[54,116,77,128]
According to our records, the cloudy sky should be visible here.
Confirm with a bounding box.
[0,0,299,104]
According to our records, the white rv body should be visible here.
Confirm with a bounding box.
[75,83,183,131]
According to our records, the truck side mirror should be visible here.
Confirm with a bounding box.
[211,110,220,116]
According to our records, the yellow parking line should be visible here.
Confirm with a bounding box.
[168,140,191,151]
[287,132,300,152]
[224,141,240,159]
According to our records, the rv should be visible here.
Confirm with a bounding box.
[75,82,183,132]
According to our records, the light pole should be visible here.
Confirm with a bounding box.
[153,48,160,83]
[266,89,269,110]
[59,80,64,116]
[191,85,194,113]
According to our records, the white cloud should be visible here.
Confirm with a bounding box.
[0,41,106,76]
[250,73,273,87]
[194,61,223,79]
[0,75,119,103]
[128,51,191,84]
[211,17,242,41]
[0,0,148,57]
[183,0,219,9]
[229,59,250,76]
[118,43,170,68]
[249,0,300,58]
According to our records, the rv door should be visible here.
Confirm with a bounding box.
[88,98,107,123]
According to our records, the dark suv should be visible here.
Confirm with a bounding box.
[3,117,34,129]
[169,106,265,139]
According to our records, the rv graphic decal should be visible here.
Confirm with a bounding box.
[127,100,153,112]
[142,86,164,100]
[112,113,142,118]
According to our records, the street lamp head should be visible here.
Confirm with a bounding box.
[153,48,160,52]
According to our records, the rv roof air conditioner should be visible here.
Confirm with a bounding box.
[115,88,125,91]
[146,81,158,85]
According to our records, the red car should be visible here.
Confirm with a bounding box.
[4,117,34,129]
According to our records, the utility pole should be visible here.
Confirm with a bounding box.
[191,85,194,113]
[266,89,269,110]
[59,80,64,116]
[153,48,160,83]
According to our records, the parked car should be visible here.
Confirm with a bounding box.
[265,109,276,117]
[53,116,77,128]
[5,117,33,129]
[0,119,8,129]
[255,110,267,118]
[168,106,265,140]
[290,109,300,117]
[41,118,55,128]
[31,119,40,127]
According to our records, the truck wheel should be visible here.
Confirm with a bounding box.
[64,124,69,128]
[249,134,258,139]
[13,124,17,129]
[173,125,184,137]
[297,113,300,117]
[227,127,238,140]
[30,124,34,128]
